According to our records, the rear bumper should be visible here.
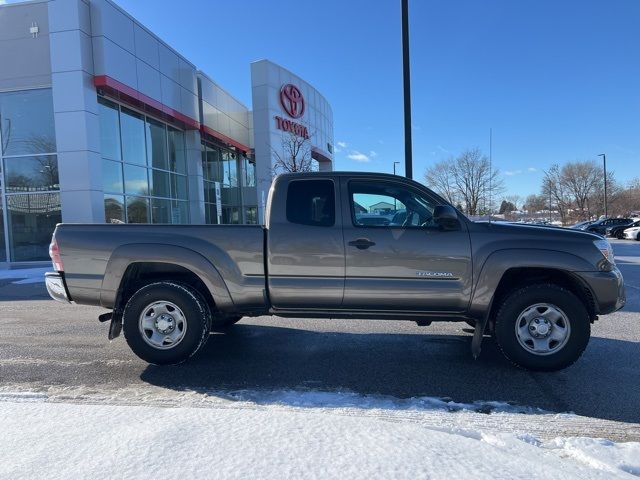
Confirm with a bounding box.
[45,272,71,303]
[576,267,625,315]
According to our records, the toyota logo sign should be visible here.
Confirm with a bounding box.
[279,84,305,119]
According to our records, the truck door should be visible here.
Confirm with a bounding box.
[340,177,472,312]
[267,177,345,309]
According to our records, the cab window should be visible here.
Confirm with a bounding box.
[286,179,335,227]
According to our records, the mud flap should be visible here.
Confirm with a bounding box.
[108,318,122,340]
[471,316,488,359]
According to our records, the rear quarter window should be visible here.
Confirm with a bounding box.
[286,180,335,227]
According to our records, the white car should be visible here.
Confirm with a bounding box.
[623,225,640,240]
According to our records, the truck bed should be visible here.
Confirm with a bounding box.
[54,224,265,309]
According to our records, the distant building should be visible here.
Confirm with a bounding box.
[369,201,395,214]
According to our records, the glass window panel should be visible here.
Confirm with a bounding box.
[98,97,121,161]
[120,108,146,166]
[7,193,61,262]
[245,206,258,224]
[150,169,171,198]
[102,159,123,193]
[123,164,149,195]
[243,158,256,187]
[146,118,168,170]
[0,89,56,156]
[151,198,171,224]
[221,185,240,206]
[126,196,149,224]
[222,206,240,224]
[0,201,6,262]
[204,146,223,183]
[201,148,209,181]
[171,200,189,224]
[168,128,186,174]
[171,174,188,200]
[5,155,59,193]
[104,195,124,223]
[223,151,237,187]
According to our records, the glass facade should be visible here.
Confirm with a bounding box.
[1,88,60,262]
[201,142,258,225]
[98,97,189,224]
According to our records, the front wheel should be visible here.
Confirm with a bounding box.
[494,284,590,371]
[122,282,212,365]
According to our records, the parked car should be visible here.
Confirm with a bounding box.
[46,172,625,371]
[585,218,633,236]
[570,220,594,230]
[623,225,640,241]
[608,220,640,239]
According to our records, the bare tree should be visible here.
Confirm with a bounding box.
[424,158,458,205]
[425,148,504,215]
[524,194,548,213]
[271,129,316,175]
[542,164,571,224]
[560,161,601,219]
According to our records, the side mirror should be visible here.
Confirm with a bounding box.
[433,205,459,230]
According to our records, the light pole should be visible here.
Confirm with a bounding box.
[401,0,413,179]
[393,162,400,210]
[598,153,607,218]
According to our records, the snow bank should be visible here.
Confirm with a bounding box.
[1,394,638,480]
[0,267,48,284]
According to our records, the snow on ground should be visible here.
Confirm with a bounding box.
[1,389,638,480]
[0,267,48,284]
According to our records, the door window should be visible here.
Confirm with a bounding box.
[349,180,437,228]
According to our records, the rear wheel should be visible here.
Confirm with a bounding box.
[494,284,590,371]
[616,231,624,239]
[122,282,211,365]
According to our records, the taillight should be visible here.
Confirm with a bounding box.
[49,237,64,272]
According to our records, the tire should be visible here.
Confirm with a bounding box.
[616,231,624,239]
[211,314,243,330]
[494,283,590,371]
[122,282,212,365]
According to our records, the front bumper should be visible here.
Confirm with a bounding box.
[45,272,71,303]
[576,267,625,315]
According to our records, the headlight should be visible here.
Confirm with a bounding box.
[593,239,615,264]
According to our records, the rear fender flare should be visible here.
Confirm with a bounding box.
[100,244,233,310]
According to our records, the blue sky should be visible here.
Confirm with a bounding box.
[101,1,640,197]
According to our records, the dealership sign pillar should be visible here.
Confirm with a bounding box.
[250,60,335,224]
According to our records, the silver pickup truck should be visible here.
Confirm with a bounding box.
[46,172,625,370]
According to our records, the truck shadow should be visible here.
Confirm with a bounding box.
[140,323,640,425]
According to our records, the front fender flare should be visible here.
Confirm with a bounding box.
[469,248,595,320]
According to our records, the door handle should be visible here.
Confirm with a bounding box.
[348,238,376,250]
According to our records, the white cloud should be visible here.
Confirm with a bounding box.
[527,167,537,172]
[436,145,450,154]
[504,170,522,176]
[347,151,370,162]
[369,150,378,158]
[337,141,347,148]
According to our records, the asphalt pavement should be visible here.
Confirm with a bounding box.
[1,239,639,437]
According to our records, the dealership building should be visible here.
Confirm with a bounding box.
[0,0,334,266]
